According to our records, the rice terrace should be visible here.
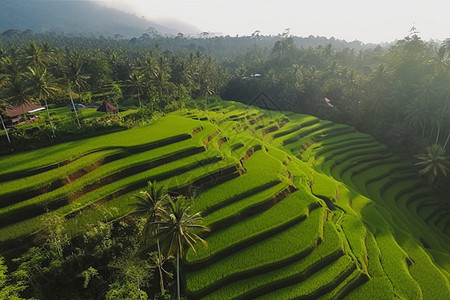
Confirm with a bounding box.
[1,98,449,299]
[1,2,450,298]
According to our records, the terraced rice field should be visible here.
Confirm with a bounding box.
[0,100,449,298]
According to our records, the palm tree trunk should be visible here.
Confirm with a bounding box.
[157,239,165,295]
[69,87,81,129]
[436,125,441,144]
[44,98,55,138]
[177,249,180,300]
[138,89,142,108]
[444,133,450,150]
[0,114,11,144]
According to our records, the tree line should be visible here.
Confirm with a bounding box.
[221,32,450,192]
[0,34,228,135]
[0,29,449,196]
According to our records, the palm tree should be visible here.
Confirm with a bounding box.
[415,144,450,186]
[130,181,170,295]
[3,75,30,117]
[404,97,428,136]
[23,41,47,69]
[25,66,60,137]
[127,70,146,108]
[366,64,391,116]
[155,197,209,300]
[0,74,12,145]
[152,55,171,107]
[0,108,11,144]
[148,251,173,295]
[65,53,90,128]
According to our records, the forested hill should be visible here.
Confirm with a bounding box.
[0,0,380,51]
[0,0,180,38]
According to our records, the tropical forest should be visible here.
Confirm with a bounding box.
[0,24,449,300]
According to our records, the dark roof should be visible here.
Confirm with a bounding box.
[96,101,117,113]
[67,103,85,110]
[5,101,43,117]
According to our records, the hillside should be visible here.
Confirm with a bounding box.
[0,0,182,37]
[0,99,449,299]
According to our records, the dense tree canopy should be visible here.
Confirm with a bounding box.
[0,28,449,199]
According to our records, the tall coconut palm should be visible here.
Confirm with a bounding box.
[366,64,392,115]
[25,66,60,137]
[130,181,170,295]
[152,55,171,107]
[415,144,450,186]
[3,75,30,117]
[155,197,209,300]
[23,41,47,69]
[0,107,11,144]
[65,53,90,128]
[404,97,428,136]
[127,70,146,108]
[0,75,11,145]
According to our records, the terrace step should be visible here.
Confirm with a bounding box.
[201,222,348,300]
[0,156,240,244]
[282,122,335,146]
[269,117,319,140]
[0,145,205,208]
[317,268,368,300]
[314,140,381,159]
[192,149,287,214]
[204,183,296,231]
[256,257,359,300]
[0,150,225,228]
[201,180,281,217]
[0,132,194,182]
[185,207,326,297]
[185,189,321,270]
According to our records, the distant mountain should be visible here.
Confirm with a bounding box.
[0,0,191,38]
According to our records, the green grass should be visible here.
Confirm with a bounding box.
[256,255,354,300]
[2,100,450,299]
[0,152,237,242]
[185,207,325,294]
[200,222,346,300]
[192,149,288,214]
[0,149,119,199]
[345,232,395,299]
[401,236,450,299]
[0,115,203,176]
[362,205,422,300]
[186,187,318,263]
[0,144,216,224]
[203,181,290,228]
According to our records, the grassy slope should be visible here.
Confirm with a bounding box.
[0,99,449,299]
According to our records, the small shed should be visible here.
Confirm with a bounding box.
[96,101,117,113]
[4,101,45,124]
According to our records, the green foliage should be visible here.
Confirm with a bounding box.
[0,256,27,300]
[106,281,148,300]
[7,216,153,300]
[416,143,450,186]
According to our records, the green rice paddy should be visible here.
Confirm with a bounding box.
[0,99,448,299]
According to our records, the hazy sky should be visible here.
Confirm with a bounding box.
[101,0,450,43]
